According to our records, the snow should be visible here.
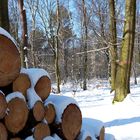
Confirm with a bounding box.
[0,90,4,96]
[27,88,42,109]
[21,68,50,87]
[0,27,17,47]
[58,78,140,140]
[45,94,79,123]
[6,92,26,103]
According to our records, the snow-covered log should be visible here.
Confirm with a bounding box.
[0,91,7,119]
[21,68,51,101]
[13,73,31,98]
[46,95,82,140]
[79,118,105,140]
[44,102,56,124]
[4,93,29,134]
[33,122,50,140]
[0,28,21,87]
[0,122,8,140]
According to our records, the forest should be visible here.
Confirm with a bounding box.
[0,0,139,101]
[0,0,140,139]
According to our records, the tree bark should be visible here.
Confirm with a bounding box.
[55,0,61,93]
[0,0,10,32]
[82,0,88,90]
[109,0,117,92]
[18,0,28,68]
[114,0,136,102]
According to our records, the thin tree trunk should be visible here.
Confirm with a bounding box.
[109,0,117,92]
[55,0,61,93]
[82,0,88,90]
[18,0,28,68]
[113,0,136,102]
[0,0,10,32]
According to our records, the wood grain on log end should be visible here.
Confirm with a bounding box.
[33,123,50,140]
[35,76,51,101]
[10,138,21,140]
[0,35,21,87]
[62,103,82,140]
[0,122,8,140]
[33,101,45,122]
[5,98,29,134]
[13,73,31,97]
[0,93,7,119]
[44,103,55,124]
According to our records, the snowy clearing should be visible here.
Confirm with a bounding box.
[52,78,140,140]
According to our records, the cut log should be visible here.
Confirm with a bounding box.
[0,122,8,140]
[0,31,21,87]
[5,93,29,134]
[46,95,82,140]
[0,92,7,119]
[33,123,50,140]
[33,101,45,122]
[13,73,31,97]
[35,76,51,101]
[21,68,51,101]
[44,103,55,124]
[80,118,105,140]
[96,126,105,140]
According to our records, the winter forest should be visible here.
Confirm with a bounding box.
[0,0,140,140]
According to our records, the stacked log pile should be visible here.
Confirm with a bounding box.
[0,27,105,140]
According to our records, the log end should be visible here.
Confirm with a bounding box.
[62,103,82,140]
[33,123,50,140]
[13,73,31,97]
[33,101,45,122]
[5,97,29,134]
[44,103,56,124]
[35,76,51,101]
[0,122,8,140]
[0,93,7,119]
[0,35,21,87]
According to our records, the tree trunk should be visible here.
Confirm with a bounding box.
[0,0,9,32]
[114,0,136,102]
[82,0,88,90]
[55,0,61,93]
[109,0,117,92]
[18,0,28,68]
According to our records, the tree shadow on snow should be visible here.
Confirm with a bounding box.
[105,116,140,127]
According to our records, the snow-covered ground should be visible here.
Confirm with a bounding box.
[53,78,140,140]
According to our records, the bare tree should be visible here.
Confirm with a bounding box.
[18,0,28,68]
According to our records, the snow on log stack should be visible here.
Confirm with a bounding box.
[0,27,105,140]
